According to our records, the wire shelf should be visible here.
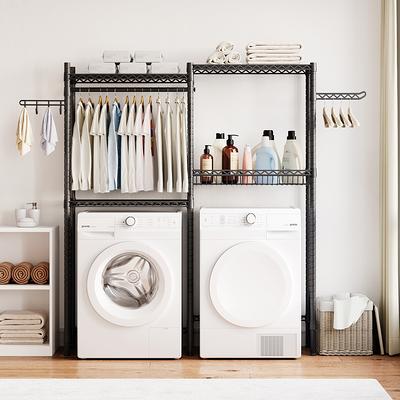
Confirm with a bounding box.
[316,91,366,101]
[70,199,189,207]
[192,63,312,75]
[69,73,188,84]
[193,169,311,185]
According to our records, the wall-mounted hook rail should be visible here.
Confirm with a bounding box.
[316,91,366,101]
[19,99,65,114]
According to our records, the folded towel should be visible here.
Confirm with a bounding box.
[0,327,46,338]
[247,54,302,62]
[247,59,302,64]
[134,50,163,63]
[0,310,46,329]
[103,50,132,63]
[150,62,180,74]
[333,293,371,330]
[207,50,226,64]
[0,338,44,344]
[216,41,234,55]
[31,262,49,285]
[88,63,116,73]
[118,63,147,74]
[16,107,33,156]
[247,43,302,52]
[226,52,241,64]
[0,262,13,284]
[11,262,32,284]
[41,107,58,156]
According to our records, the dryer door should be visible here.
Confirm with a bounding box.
[87,242,172,327]
[209,241,294,328]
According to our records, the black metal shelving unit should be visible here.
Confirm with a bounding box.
[191,62,317,354]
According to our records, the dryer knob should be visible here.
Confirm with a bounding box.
[125,216,136,226]
[245,213,257,225]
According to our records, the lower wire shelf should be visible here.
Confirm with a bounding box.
[193,169,311,185]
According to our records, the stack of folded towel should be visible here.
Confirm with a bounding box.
[207,42,241,64]
[0,310,47,344]
[246,43,302,64]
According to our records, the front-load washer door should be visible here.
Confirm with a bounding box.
[87,242,172,327]
[209,241,294,328]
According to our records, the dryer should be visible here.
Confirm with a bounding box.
[200,208,301,358]
[77,211,181,359]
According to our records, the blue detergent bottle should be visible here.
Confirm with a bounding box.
[255,135,279,184]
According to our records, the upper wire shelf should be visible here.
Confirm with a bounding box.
[69,73,188,85]
[316,91,366,101]
[192,63,313,75]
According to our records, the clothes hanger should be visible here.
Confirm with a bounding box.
[339,101,352,128]
[322,100,334,128]
[347,102,360,128]
[331,103,343,128]
[98,95,103,106]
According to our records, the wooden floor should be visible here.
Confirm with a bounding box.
[0,353,399,399]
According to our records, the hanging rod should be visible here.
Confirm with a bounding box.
[72,87,188,93]
[18,99,65,114]
[316,91,366,101]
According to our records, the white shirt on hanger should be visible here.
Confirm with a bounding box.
[71,101,85,191]
[118,100,129,193]
[155,97,164,193]
[180,98,189,193]
[134,100,145,192]
[80,101,93,190]
[164,96,173,193]
[143,101,154,192]
[98,101,110,193]
[173,97,182,193]
[90,100,102,193]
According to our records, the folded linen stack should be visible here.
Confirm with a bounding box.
[207,42,241,64]
[0,310,47,344]
[246,43,302,64]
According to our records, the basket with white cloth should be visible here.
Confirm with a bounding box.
[317,293,373,355]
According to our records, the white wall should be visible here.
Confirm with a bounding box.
[0,0,381,329]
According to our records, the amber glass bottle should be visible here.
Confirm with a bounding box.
[222,134,239,184]
[200,145,213,184]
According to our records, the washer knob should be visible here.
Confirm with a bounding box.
[246,213,256,225]
[124,216,136,226]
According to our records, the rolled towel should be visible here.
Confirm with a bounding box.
[31,262,49,285]
[150,62,180,74]
[207,50,226,64]
[226,52,241,64]
[247,43,302,53]
[216,41,234,55]
[103,50,132,63]
[11,262,32,285]
[0,262,13,284]
[88,62,116,73]
[118,63,147,74]
[0,310,46,329]
[134,50,163,63]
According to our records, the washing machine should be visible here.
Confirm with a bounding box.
[77,211,182,359]
[200,208,301,358]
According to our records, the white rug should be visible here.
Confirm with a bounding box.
[0,379,391,399]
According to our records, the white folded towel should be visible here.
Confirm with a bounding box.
[103,51,132,63]
[16,107,33,156]
[247,43,302,53]
[333,293,371,330]
[118,63,147,74]
[150,62,180,74]
[0,338,44,344]
[247,54,302,62]
[0,310,46,329]
[226,52,241,64]
[88,62,116,73]
[0,327,46,338]
[207,50,226,64]
[134,50,163,63]
[216,41,234,55]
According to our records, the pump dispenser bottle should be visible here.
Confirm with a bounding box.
[211,133,225,183]
[222,134,239,184]
[200,145,213,184]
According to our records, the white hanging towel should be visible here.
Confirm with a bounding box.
[98,100,110,193]
[16,108,33,156]
[333,293,371,330]
[134,100,145,191]
[80,101,93,190]
[118,100,129,193]
[71,101,85,190]
[142,101,154,191]
[107,101,121,191]
[164,97,173,193]
[41,107,58,156]
[180,98,188,193]
[127,99,137,193]
[173,97,182,193]
[90,99,102,193]
[155,97,164,193]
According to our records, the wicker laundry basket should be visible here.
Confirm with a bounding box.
[317,297,373,355]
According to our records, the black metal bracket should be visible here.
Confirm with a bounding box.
[316,91,366,101]
[19,99,64,114]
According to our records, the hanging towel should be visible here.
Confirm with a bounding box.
[80,101,94,190]
[107,100,121,191]
[164,97,173,193]
[216,41,234,55]
[143,101,154,191]
[134,100,145,191]
[71,101,85,190]
[246,43,302,53]
[127,99,137,193]
[118,100,129,193]
[98,100,110,193]
[16,107,33,156]
[333,293,371,330]
[90,100,102,193]
[155,97,164,193]
[41,107,58,155]
[180,98,189,193]
[173,97,182,193]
